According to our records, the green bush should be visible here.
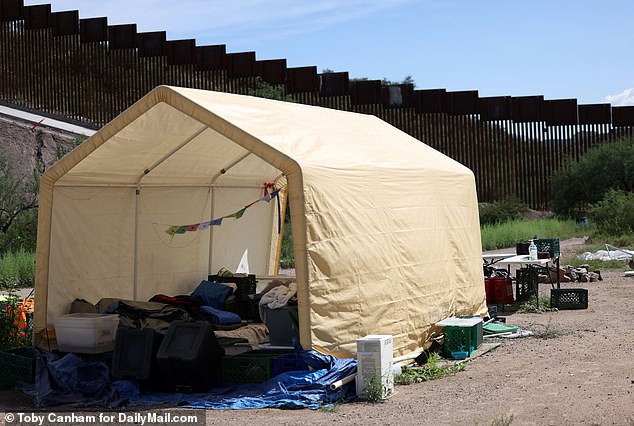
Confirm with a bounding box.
[278,200,295,269]
[395,352,465,385]
[0,249,36,290]
[0,211,38,253]
[517,295,557,313]
[479,198,529,225]
[280,218,294,269]
[248,77,295,102]
[587,189,634,236]
[551,138,634,216]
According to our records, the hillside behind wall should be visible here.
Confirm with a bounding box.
[0,112,78,186]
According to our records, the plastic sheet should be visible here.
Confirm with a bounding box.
[23,349,112,407]
[577,244,634,261]
[25,348,357,410]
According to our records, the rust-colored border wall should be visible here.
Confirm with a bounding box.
[1,1,633,208]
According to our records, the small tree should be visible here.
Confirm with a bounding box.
[248,77,295,102]
[381,75,416,87]
[0,156,39,252]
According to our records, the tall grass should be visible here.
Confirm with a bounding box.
[0,249,36,290]
[481,218,587,251]
[585,232,634,250]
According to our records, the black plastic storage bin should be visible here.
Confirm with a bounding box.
[156,321,225,392]
[263,306,298,346]
[111,328,164,384]
[516,242,530,255]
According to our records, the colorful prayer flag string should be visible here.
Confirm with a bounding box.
[165,187,281,236]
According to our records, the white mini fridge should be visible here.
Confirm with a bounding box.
[356,334,394,399]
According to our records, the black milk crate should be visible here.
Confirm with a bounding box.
[208,274,257,300]
[516,242,530,255]
[516,268,539,302]
[534,238,560,258]
[550,288,588,310]
[225,295,256,321]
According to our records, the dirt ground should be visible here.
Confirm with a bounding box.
[2,238,634,425]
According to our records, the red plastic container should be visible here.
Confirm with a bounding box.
[485,278,514,304]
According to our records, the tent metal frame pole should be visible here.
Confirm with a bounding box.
[208,152,252,275]
[133,186,140,300]
[137,126,208,179]
[53,183,265,189]
[209,188,215,276]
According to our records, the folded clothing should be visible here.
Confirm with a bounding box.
[191,280,234,310]
[99,298,191,331]
[198,305,242,325]
[149,294,202,316]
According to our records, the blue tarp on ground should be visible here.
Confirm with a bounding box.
[23,348,357,410]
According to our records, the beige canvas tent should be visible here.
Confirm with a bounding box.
[35,85,487,357]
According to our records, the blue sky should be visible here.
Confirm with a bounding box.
[25,0,634,106]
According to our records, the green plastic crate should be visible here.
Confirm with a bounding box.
[535,238,560,258]
[0,346,37,389]
[443,323,483,359]
[221,350,292,384]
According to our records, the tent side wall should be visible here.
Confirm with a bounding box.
[299,164,486,357]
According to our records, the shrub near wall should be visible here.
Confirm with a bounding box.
[0,250,35,290]
[0,211,38,254]
[588,189,634,236]
[551,138,634,216]
[479,198,529,225]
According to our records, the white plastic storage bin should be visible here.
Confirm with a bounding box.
[54,313,120,353]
